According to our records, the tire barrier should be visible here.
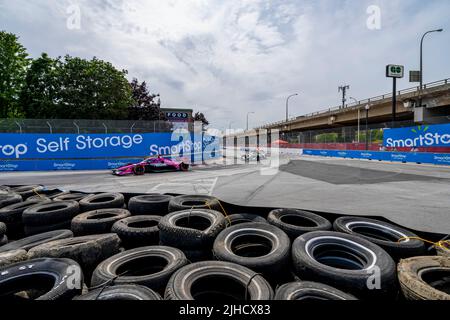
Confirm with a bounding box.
[274,281,358,300]
[0,185,447,300]
[128,194,173,216]
[112,215,161,249]
[73,284,162,300]
[333,216,426,260]
[0,258,83,300]
[291,231,397,299]
[91,246,188,292]
[165,261,274,300]
[71,208,131,236]
[398,256,450,300]
[225,213,268,227]
[22,201,80,236]
[267,208,332,240]
[159,209,226,261]
[213,222,291,283]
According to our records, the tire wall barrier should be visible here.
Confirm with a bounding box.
[302,149,450,166]
[0,133,221,172]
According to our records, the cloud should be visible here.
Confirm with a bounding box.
[1,0,449,130]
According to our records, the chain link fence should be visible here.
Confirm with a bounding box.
[0,119,194,134]
[283,116,449,145]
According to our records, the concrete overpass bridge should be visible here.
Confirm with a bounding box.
[235,78,450,138]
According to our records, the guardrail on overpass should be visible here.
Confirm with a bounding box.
[257,78,450,130]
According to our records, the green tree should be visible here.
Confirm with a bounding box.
[128,78,163,120]
[19,53,59,118]
[20,55,133,119]
[0,31,30,118]
[56,55,133,119]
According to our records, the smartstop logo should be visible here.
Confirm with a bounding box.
[0,144,28,158]
[385,126,450,148]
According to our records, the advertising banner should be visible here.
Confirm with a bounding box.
[383,123,450,148]
[303,149,450,166]
[0,132,221,171]
[0,132,220,160]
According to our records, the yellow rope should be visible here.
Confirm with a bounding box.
[32,188,45,199]
[205,199,232,226]
[397,236,450,251]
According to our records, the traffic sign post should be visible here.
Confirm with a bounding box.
[386,64,404,128]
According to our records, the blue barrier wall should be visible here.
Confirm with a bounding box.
[303,149,450,166]
[383,123,450,148]
[0,132,221,171]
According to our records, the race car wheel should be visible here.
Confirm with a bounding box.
[180,163,189,172]
[133,165,145,176]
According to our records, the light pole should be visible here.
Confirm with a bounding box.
[286,93,298,122]
[246,112,254,131]
[365,104,370,150]
[420,28,443,106]
[338,85,350,109]
[349,97,360,143]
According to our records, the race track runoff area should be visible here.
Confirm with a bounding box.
[1,155,449,234]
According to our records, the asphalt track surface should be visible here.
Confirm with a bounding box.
[1,155,449,234]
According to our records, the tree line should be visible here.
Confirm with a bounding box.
[0,30,208,125]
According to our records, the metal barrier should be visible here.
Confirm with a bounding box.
[257,78,450,129]
[0,119,192,134]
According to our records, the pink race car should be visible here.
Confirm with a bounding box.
[112,156,189,176]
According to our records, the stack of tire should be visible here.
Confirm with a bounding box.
[0,186,448,301]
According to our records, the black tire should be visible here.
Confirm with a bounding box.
[0,198,51,225]
[27,234,121,274]
[165,261,274,300]
[22,201,80,226]
[183,249,213,263]
[111,215,161,249]
[10,185,44,200]
[24,220,73,236]
[159,209,226,249]
[267,209,332,240]
[292,231,397,299]
[180,163,189,171]
[54,193,92,202]
[168,195,222,212]
[128,194,173,216]
[274,281,358,300]
[213,222,291,278]
[91,246,188,292]
[0,249,28,268]
[0,193,22,209]
[71,208,131,236]
[79,193,125,212]
[133,165,145,175]
[0,258,83,300]
[0,229,73,253]
[0,186,10,193]
[0,222,5,237]
[398,256,450,300]
[226,213,267,227]
[333,216,426,260]
[73,284,162,300]
[0,235,7,246]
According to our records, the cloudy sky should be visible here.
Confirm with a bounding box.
[1,0,449,130]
